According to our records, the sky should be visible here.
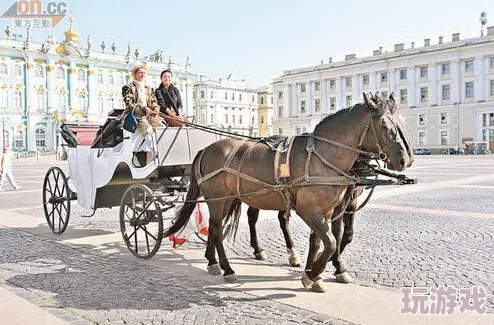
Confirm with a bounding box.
[1,0,493,87]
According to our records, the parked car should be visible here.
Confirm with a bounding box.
[443,147,459,155]
[413,148,431,155]
[476,147,490,155]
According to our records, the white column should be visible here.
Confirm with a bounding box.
[283,83,291,118]
[451,59,461,103]
[336,77,343,110]
[352,75,359,103]
[46,59,56,113]
[428,64,437,105]
[321,78,328,114]
[475,56,484,100]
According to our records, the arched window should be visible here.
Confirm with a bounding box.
[210,114,214,124]
[0,88,8,109]
[0,63,7,75]
[252,117,255,125]
[77,69,86,82]
[14,90,22,110]
[56,67,65,80]
[34,65,44,78]
[13,64,22,77]
[37,91,46,111]
[119,75,126,86]
[97,96,104,113]
[97,73,104,84]
[108,74,114,85]
[232,115,236,124]
[79,93,87,109]
[108,97,115,110]
[58,93,66,111]
[14,129,24,150]
[35,128,46,149]
[239,115,242,125]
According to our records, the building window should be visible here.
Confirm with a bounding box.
[300,100,306,113]
[440,113,448,124]
[96,73,103,84]
[464,60,474,72]
[78,94,87,110]
[418,131,426,146]
[231,93,235,100]
[420,66,428,78]
[232,115,236,124]
[210,91,213,99]
[490,57,494,69]
[440,131,448,145]
[362,74,369,85]
[260,97,264,105]
[56,67,65,80]
[13,64,22,77]
[14,91,22,110]
[252,95,255,102]
[14,130,24,150]
[34,65,44,78]
[58,94,66,111]
[278,106,283,117]
[239,115,243,125]
[77,70,86,82]
[399,89,407,104]
[441,63,450,75]
[278,128,283,135]
[224,92,228,100]
[300,84,306,93]
[35,128,46,149]
[418,114,425,125]
[315,81,320,91]
[0,89,8,108]
[399,69,407,80]
[200,90,205,99]
[465,82,474,98]
[224,114,228,124]
[345,77,352,88]
[380,72,387,82]
[0,63,7,75]
[315,99,320,112]
[37,92,46,111]
[442,85,450,100]
[210,114,214,124]
[108,75,114,85]
[490,80,494,96]
[346,95,352,107]
[329,79,336,89]
[330,97,336,110]
[381,91,388,99]
[119,75,126,86]
[420,87,428,102]
[278,92,283,99]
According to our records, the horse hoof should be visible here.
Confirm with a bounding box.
[223,273,237,283]
[311,280,326,293]
[288,255,301,267]
[335,272,353,284]
[254,250,267,260]
[207,264,221,275]
[301,273,313,288]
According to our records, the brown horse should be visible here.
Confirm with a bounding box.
[164,93,412,292]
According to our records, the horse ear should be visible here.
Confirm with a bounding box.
[389,92,396,104]
[363,92,377,110]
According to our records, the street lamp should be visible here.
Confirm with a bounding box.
[457,101,461,150]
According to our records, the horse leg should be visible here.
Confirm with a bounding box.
[278,211,301,267]
[332,196,357,283]
[302,214,337,293]
[304,231,321,273]
[205,230,221,275]
[247,206,267,260]
[210,201,237,282]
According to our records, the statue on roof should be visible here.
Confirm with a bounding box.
[100,40,105,53]
[111,42,116,54]
[126,41,131,59]
[134,48,139,59]
[87,35,92,50]
[40,34,54,53]
[5,26,10,40]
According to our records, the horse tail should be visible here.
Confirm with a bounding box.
[163,150,203,238]
[223,199,242,242]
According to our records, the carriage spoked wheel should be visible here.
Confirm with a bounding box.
[42,167,71,234]
[119,184,164,259]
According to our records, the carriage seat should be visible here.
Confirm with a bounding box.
[60,123,101,147]
[91,117,124,149]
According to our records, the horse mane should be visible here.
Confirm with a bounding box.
[313,102,364,134]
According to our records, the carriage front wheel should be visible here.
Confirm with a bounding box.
[42,167,71,234]
[119,184,164,259]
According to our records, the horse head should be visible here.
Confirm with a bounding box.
[362,92,413,171]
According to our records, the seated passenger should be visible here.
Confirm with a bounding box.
[122,61,163,166]
[155,69,188,127]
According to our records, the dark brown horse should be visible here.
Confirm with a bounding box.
[164,93,412,292]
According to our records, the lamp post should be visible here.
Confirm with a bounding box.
[457,101,461,150]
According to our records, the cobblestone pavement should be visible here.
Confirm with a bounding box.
[1,155,493,323]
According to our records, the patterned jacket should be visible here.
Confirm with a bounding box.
[122,81,160,117]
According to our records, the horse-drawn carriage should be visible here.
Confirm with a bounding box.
[43,93,416,292]
[42,109,220,258]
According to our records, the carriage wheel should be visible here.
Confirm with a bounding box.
[42,167,71,234]
[120,184,164,259]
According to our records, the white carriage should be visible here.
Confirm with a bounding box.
[42,111,220,258]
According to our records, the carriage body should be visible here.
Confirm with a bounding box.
[43,116,220,258]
